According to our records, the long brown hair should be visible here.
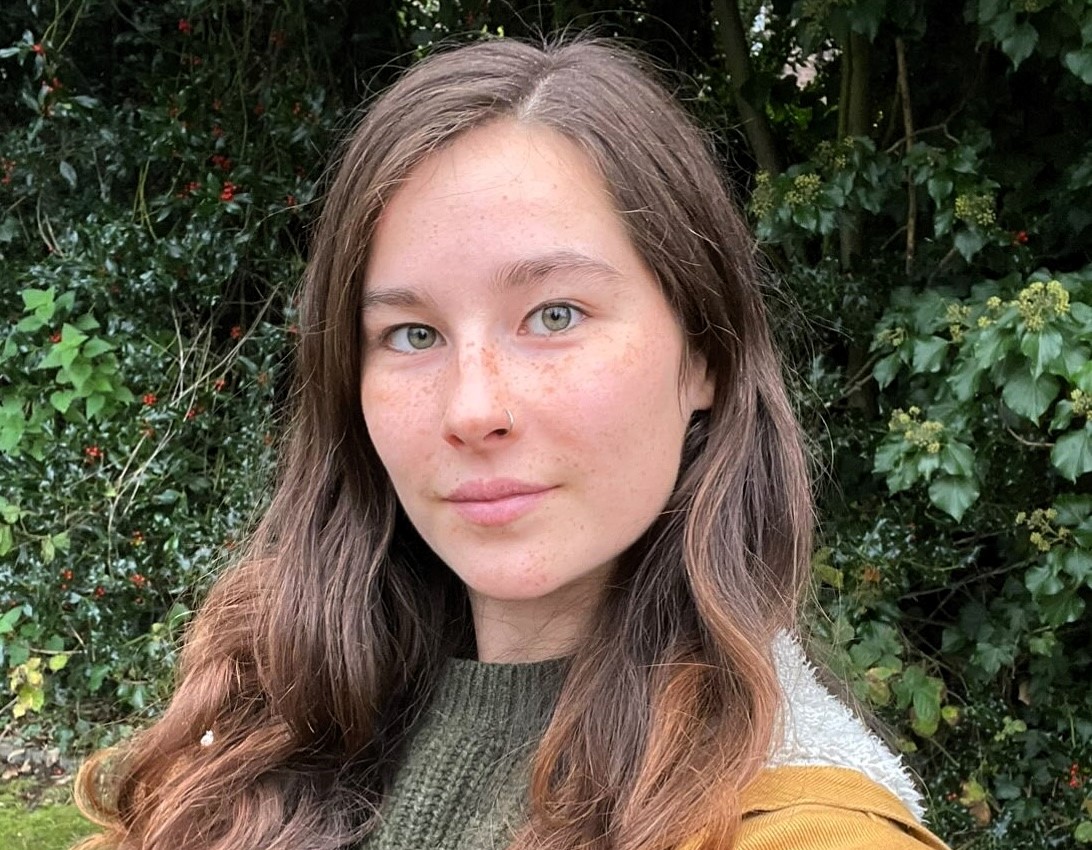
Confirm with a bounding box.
[75,37,812,850]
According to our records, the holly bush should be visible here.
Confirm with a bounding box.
[2,0,1092,847]
[0,0,392,745]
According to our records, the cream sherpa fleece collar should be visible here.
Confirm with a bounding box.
[770,633,926,821]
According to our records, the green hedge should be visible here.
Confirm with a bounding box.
[1,1,1090,847]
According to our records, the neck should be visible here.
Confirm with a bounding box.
[469,580,605,663]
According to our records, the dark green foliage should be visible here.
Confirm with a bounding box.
[1,0,1091,846]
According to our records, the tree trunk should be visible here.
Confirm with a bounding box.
[712,0,782,176]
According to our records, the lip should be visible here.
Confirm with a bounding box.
[444,479,554,526]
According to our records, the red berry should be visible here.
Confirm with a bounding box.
[230,325,243,340]
[178,19,192,35]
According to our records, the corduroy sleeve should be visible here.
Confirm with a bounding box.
[736,766,950,850]
[737,802,948,850]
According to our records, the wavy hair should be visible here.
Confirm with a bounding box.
[75,37,812,850]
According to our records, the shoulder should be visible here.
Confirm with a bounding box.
[737,765,950,850]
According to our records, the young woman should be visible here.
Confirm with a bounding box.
[77,38,950,850]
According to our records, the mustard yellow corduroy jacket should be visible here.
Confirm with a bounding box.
[733,765,950,849]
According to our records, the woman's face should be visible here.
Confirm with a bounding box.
[360,120,712,660]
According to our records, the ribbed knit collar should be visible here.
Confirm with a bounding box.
[424,655,568,735]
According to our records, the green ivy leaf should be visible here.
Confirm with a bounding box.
[1073,361,1092,394]
[928,475,979,520]
[927,175,953,205]
[1062,550,1092,587]
[910,678,943,737]
[86,393,106,419]
[941,441,976,477]
[1051,400,1075,432]
[1051,424,1092,481]
[912,336,949,373]
[1039,591,1085,627]
[972,325,1013,369]
[1064,47,1092,85]
[947,356,982,401]
[1001,21,1038,69]
[1026,561,1063,596]
[58,323,88,349]
[873,353,901,389]
[1058,344,1089,379]
[1020,327,1064,378]
[0,398,27,454]
[82,337,114,358]
[954,228,987,261]
[15,314,46,333]
[1053,494,1092,525]
[0,606,22,635]
[0,499,20,524]
[49,389,76,413]
[20,288,55,315]
[1002,369,1060,422]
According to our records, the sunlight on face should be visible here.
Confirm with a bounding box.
[360,121,712,660]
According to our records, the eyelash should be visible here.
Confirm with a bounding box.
[379,301,587,353]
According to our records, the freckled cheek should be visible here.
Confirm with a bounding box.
[360,372,439,479]
[570,338,681,430]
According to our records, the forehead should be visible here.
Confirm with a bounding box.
[364,120,648,287]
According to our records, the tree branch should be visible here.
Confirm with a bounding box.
[896,36,916,275]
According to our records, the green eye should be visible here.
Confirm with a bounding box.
[388,325,438,352]
[407,326,435,348]
[541,305,572,331]
[533,304,578,333]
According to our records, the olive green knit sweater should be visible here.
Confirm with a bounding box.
[359,657,565,850]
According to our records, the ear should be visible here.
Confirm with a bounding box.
[684,350,715,413]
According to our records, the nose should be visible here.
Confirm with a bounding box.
[441,342,515,449]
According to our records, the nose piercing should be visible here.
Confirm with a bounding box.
[502,408,515,435]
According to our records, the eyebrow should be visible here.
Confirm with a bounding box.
[360,250,625,312]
